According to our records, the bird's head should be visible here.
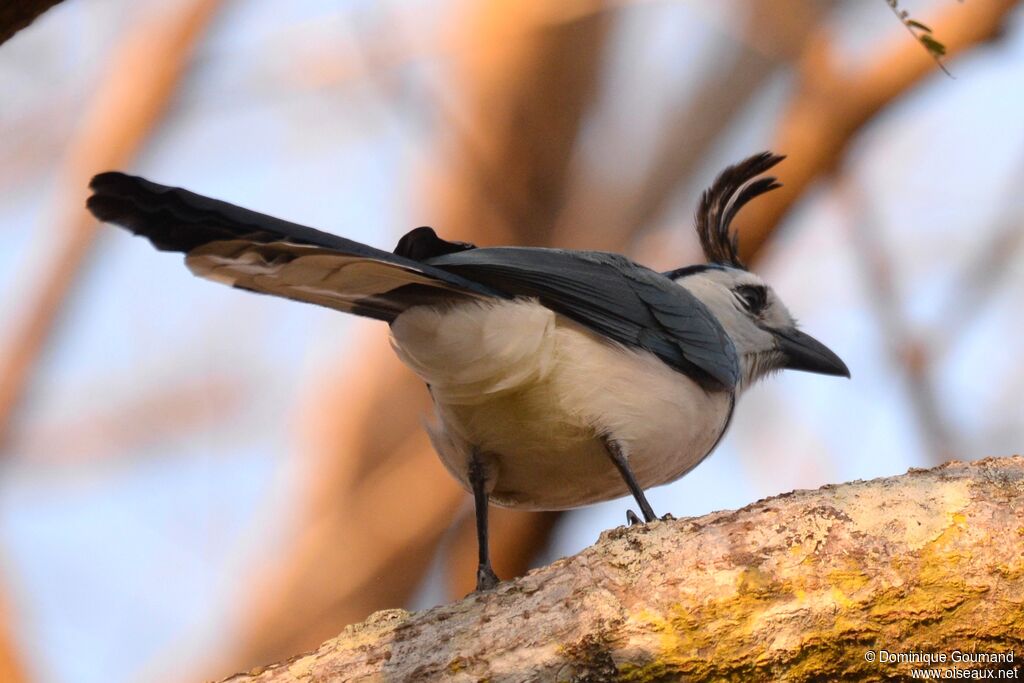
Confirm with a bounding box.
[668,152,849,390]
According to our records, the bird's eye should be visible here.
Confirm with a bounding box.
[734,285,767,313]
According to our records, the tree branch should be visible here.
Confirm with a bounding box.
[737,0,1019,264]
[0,578,28,683]
[224,456,1024,682]
[0,0,222,450]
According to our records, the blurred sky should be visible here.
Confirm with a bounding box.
[1,1,1023,682]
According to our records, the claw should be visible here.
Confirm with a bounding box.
[475,564,499,592]
[626,509,642,526]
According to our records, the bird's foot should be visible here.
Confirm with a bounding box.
[475,564,500,592]
[626,509,674,525]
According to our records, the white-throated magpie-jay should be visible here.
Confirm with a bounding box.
[87,152,848,591]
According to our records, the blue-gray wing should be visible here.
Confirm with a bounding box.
[428,247,740,391]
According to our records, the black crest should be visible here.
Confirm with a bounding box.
[696,152,784,269]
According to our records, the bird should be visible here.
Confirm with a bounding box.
[86,151,849,592]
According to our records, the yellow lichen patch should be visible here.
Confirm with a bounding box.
[619,596,877,683]
[602,463,1023,682]
[827,568,872,610]
[992,559,1024,581]
[616,599,749,681]
[616,502,1007,682]
[788,550,872,611]
[616,568,809,681]
[736,566,782,599]
[625,607,692,670]
[828,568,871,597]
[867,511,989,624]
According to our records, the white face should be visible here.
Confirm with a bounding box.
[675,266,796,390]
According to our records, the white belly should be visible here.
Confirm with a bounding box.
[390,299,733,510]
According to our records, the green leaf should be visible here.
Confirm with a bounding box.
[920,34,947,57]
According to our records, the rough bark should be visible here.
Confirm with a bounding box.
[224,456,1024,682]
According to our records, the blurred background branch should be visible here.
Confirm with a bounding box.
[0,0,223,450]
[0,580,27,683]
[737,0,1019,263]
[843,176,957,463]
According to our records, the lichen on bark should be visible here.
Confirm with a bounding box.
[224,457,1024,682]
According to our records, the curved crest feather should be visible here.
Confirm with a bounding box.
[696,152,785,269]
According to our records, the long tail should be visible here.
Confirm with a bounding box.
[87,172,504,321]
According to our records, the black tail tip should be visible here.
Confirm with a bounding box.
[85,193,120,222]
[88,170,131,191]
[87,172,143,222]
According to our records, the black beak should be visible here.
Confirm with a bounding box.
[775,328,850,378]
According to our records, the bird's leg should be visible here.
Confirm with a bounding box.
[604,438,658,523]
[468,452,499,591]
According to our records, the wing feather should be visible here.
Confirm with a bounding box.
[88,172,739,388]
[429,248,740,390]
[87,172,504,320]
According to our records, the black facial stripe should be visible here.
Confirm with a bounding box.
[662,263,727,280]
[734,284,768,313]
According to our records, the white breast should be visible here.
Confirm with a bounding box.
[390,299,733,510]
